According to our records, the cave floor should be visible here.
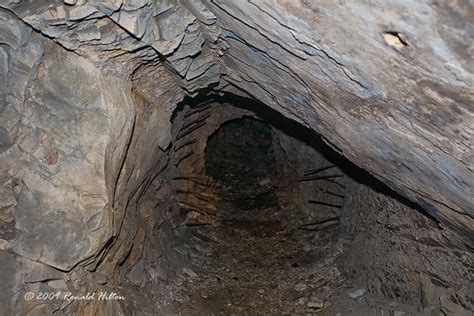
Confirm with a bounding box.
[157,181,425,315]
[175,202,342,314]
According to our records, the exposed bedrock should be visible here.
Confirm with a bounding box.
[0,0,472,315]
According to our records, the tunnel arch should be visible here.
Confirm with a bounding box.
[95,91,465,315]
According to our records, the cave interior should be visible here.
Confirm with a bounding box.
[98,93,470,315]
[0,1,472,315]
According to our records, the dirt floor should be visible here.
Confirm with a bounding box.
[160,179,420,315]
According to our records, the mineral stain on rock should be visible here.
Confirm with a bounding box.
[41,135,59,165]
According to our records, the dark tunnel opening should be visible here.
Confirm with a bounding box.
[118,91,455,315]
[174,92,441,217]
[164,94,351,313]
[205,117,279,210]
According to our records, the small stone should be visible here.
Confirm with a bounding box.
[13,184,21,195]
[200,293,208,299]
[347,288,366,299]
[63,0,77,5]
[183,267,198,278]
[47,279,67,291]
[306,297,324,309]
[295,283,307,291]
[93,272,108,285]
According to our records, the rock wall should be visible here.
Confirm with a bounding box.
[339,177,472,315]
[0,8,134,313]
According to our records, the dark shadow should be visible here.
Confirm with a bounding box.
[175,91,441,225]
[204,117,279,211]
